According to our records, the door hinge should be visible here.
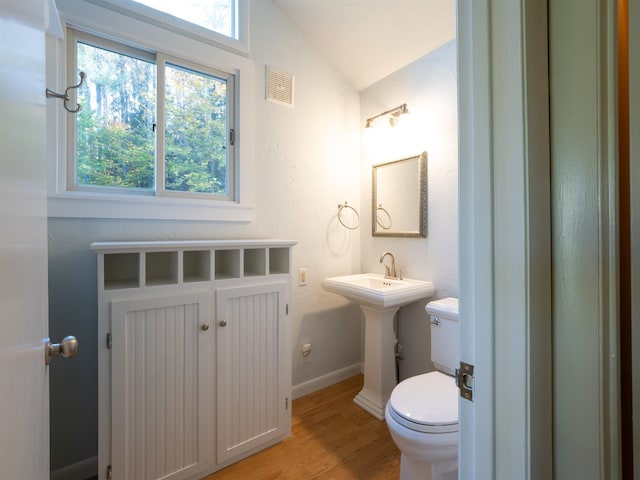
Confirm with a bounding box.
[106,464,112,480]
[455,361,475,402]
[286,303,289,315]
[106,333,112,350]
[229,128,235,146]
[285,397,289,410]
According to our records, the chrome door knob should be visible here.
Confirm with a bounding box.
[45,336,78,365]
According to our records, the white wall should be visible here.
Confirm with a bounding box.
[359,40,459,380]
[48,0,362,473]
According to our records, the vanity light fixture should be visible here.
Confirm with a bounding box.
[365,103,409,128]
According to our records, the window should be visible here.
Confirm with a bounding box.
[89,0,249,54]
[128,0,236,39]
[47,0,254,221]
[70,29,235,201]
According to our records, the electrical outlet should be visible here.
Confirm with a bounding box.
[301,343,311,363]
[298,267,308,286]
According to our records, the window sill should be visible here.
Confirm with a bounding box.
[47,192,254,222]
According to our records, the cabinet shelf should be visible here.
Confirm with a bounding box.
[184,250,211,282]
[244,248,266,277]
[145,251,178,286]
[95,240,295,288]
[104,253,139,290]
[269,248,290,275]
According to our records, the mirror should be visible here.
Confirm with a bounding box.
[372,151,427,237]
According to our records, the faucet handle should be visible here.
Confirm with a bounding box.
[396,267,403,280]
[383,265,391,277]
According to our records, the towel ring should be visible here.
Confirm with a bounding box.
[376,204,392,230]
[337,202,360,230]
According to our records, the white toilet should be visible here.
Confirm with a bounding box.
[385,297,459,480]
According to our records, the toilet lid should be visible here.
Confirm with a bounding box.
[388,371,458,434]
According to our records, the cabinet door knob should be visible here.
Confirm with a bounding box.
[219,320,227,327]
[201,324,210,331]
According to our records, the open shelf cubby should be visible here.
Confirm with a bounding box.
[269,247,290,275]
[145,251,178,286]
[244,248,266,277]
[215,249,241,279]
[183,250,211,283]
[104,253,140,290]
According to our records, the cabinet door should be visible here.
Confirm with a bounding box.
[216,282,290,463]
[111,293,212,480]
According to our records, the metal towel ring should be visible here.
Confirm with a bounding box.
[376,204,392,230]
[337,202,360,230]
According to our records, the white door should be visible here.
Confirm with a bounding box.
[458,1,552,478]
[0,0,53,478]
[216,282,290,464]
[110,293,213,480]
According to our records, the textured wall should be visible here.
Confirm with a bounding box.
[359,40,459,380]
[48,0,361,472]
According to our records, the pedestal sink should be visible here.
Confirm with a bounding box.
[321,273,435,420]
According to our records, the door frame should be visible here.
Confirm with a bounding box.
[458,0,552,477]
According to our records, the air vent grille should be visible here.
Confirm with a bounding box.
[266,66,294,107]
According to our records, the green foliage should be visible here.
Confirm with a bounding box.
[75,42,229,196]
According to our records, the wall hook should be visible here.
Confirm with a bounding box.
[46,71,86,113]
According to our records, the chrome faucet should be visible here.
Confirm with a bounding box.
[380,251,400,279]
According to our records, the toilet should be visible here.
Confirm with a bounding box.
[385,297,459,480]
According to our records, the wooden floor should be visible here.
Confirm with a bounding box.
[203,374,400,480]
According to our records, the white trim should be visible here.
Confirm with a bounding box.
[86,0,250,56]
[291,363,363,400]
[50,456,98,480]
[47,192,254,221]
[47,0,255,221]
[458,0,552,478]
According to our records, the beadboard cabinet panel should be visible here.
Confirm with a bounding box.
[216,283,289,463]
[111,293,212,480]
[93,240,294,480]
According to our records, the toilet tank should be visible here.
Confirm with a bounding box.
[426,297,459,376]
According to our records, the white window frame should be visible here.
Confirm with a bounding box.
[68,29,236,201]
[47,0,255,221]
[88,0,249,55]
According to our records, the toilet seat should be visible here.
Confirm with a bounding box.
[388,371,458,434]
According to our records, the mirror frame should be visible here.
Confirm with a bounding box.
[371,151,427,238]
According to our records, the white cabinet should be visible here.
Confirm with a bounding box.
[111,293,212,480]
[216,283,290,463]
[93,240,295,480]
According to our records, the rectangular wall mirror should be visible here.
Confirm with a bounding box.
[372,151,427,237]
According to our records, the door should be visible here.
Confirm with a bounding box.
[216,282,290,464]
[110,293,213,480]
[457,1,552,478]
[628,1,640,476]
[0,0,52,477]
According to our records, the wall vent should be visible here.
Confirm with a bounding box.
[266,66,294,107]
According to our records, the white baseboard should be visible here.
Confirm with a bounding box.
[50,456,97,480]
[292,362,363,399]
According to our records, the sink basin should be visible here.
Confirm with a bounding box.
[321,273,435,310]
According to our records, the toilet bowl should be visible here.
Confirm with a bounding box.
[385,297,459,480]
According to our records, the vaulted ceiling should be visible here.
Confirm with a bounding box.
[272,0,456,91]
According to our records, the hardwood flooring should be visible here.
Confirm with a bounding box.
[203,374,400,480]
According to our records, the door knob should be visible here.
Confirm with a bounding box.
[45,336,78,365]
[219,320,227,327]
[201,324,210,331]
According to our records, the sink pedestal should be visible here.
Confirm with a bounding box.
[353,305,400,420]
[320,273,435,420]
